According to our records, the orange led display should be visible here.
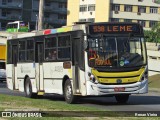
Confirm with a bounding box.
[88,23,141,34]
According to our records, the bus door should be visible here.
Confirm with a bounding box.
[72,30,86,95]
[12,45,18,90]
[72,38,80,94]
[35,42,44,91]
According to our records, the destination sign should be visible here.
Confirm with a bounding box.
[88,23,141,34]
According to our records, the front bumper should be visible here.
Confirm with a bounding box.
[86,79,148,96]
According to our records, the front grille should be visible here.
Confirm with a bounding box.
[97,75,140,78]
[99,82,137,85]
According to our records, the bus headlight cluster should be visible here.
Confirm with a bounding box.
[88,72,98,83]
[141,71,148,81]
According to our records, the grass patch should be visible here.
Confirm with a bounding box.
[5,116,160,120]
[0,94,103,119]
[0,94,129,119]
[0,94,160,119]
[9,117,80,120]
[148,74,160,89]
[0,94,101,111]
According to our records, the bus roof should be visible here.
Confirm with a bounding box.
[43,26,73,35]
[5,22,144,39]
[43,22,143,35]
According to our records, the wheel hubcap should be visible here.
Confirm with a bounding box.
[26,82,30,95]
[66,85,72,100]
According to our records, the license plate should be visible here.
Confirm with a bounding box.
[114,87,125,92]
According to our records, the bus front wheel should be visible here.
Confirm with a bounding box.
[64,80,76,104]
[115,94,129,104]
[24,77,37,98]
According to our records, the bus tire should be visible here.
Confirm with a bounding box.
[24,77,37,98]
[115,94,129,104]
[64,80,76,104]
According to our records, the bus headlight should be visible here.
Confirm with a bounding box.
[88,72,98,83]
[141,71,148,81]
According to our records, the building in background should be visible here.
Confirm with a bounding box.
[0,0,67,31]
[67,0,160,30]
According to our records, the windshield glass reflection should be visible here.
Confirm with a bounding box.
[88,36,146,68]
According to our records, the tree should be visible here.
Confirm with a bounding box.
[144,21,160,44]
[144,30,154,42]
[152,21,160,44]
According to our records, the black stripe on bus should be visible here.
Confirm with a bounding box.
[99,82,138,85]
[97,75,140,78]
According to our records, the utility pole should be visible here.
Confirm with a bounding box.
[38,0,44,31]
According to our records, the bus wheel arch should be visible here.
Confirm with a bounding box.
[24,75,29,91]
[62,75,69,94]
[24,76,37,98]
[63,76,76,104]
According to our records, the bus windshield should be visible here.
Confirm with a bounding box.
[88,36,147,68]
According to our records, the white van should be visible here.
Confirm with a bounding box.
[0,61,6,82]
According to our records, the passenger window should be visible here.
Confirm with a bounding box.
[45,37,57,60]
[26,39,34,61]
[19,41,26,61]
[58,36,71,60]
[45,48,57,60]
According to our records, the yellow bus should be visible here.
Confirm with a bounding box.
[0,44,6,60]
[6,22,148,103]
[0,44,6,82]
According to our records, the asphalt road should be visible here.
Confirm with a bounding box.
[1,82,160,112]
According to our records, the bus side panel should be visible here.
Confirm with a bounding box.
[39,65,44,91]
[35,63,40,92]
[84,51,91,96]
[43,62,72,94]
[17,63,36,92]
[6,64,14,90]
[79,70,87,96]
[14,66,18,89]
[44,79,63,94]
